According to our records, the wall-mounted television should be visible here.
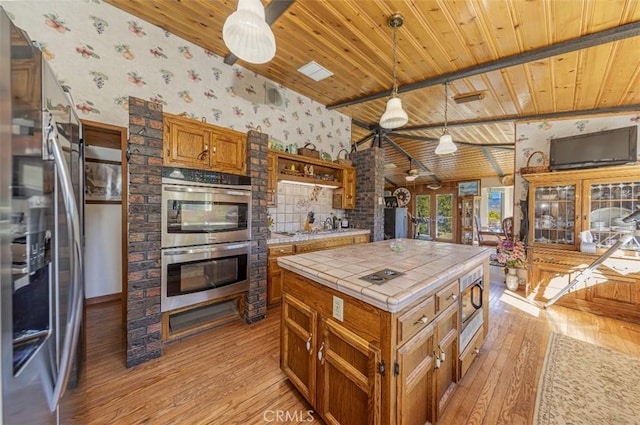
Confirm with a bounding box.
[549,125,638,171]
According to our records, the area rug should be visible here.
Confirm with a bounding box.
[533,333,640,425]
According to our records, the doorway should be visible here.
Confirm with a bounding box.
[81,120,127,328]
[414,191,455,242]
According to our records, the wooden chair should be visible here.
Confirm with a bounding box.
[502,217,514,240]
[475,216,500,247]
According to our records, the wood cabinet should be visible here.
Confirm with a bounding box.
[267,244,294,306]
[317,316,381,424]
[333,168,356,210]
[163,113,246,175]
[267,151,278,206]
[396,321,436,425]
[524,165,640,323]
[434,303,458,421]
[268,149,356,209]
[281,275,384,425]
[459,196,480,245]
[529,247,640,323]
[281,260,486,424]
[268,234,370,307]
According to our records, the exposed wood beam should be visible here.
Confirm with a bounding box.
[382,135,441,183]
[352,118,374,130]
[385,177,398,188]
[386,132,515,151]
[327,22,640,109]
[480,147,505,177]
[393,104,640,132]
[354,133,374,150]
[224,0,296,65]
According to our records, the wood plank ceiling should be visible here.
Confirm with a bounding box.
[106,0,640,186]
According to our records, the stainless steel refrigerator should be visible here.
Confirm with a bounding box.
[384,207,407,240]
[1,8,84,424]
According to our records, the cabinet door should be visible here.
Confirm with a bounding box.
[343,168,356,209]
[396,323,435,425]
[582,177,640,250]
[267,258,283,306]
[281,293,317,405]
[317,317,381,425]
[164,116,211,169]
[267,151,278,206]
[434,303,458,421]
[528,181,580,249]
[211,128,246,174]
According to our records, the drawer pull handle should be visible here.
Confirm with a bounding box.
[439,345,446,362]
[434,351,441,369]
[413,315,429,325]
[474,347,480,355]
[317,342,325,364]
[306,335,312,354]
[447,294,458,301]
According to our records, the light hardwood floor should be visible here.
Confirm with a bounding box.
[62,277,640,425]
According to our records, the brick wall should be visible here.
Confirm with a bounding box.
[126,97,163,367]
[351,147,385,241]
[245,130,268,322]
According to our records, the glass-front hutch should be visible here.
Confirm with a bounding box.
[460,195,480,245]
[524,165,640,324]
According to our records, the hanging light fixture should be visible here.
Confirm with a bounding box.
[223,0,276,64]
[379,14,408,129]
[435,82,457,155]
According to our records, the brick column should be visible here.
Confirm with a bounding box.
[352,146,385,241]
[245,130,268,322]
[126,97,163,367]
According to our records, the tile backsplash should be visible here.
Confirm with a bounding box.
[267,182,346,233]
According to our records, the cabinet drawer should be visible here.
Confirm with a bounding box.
[295,237,352,253]
[459,327,484,378]
[397,296,435,345]
[435,281,459,313]
[268,244,294,256]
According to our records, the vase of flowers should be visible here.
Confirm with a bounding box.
[496,239,526,290]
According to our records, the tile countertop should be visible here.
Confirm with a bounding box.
[267,229,370,245]
[277,239,492,313]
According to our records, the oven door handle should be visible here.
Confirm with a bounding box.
[163,242,250,256]
[163,185,250,197]
[470,281,483,309]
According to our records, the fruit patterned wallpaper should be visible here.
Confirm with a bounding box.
[1,0,352,159]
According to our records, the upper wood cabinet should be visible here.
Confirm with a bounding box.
[524,165,640,251]
[267,151,278,207]
[163,113,246,175]
[333,168,356,210]
[524,165,640,324]
[268,149,356,210]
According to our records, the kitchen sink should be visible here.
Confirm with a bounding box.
[359,269,404,285]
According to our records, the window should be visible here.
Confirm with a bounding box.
[415,194,431,238]
[435,194,454,240]
[487,188,505,230]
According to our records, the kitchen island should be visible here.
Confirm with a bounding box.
[278,239,492,425]
[266,229,370,306]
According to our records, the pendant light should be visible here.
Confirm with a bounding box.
[435,82,457,155]
[223,0,276,64]
[379,14,408,129]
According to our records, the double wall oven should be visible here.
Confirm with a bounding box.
[161,167,251,312]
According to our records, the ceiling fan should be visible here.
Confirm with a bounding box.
[405,158,429,182]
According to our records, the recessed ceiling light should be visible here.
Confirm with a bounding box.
[298,61,334,82]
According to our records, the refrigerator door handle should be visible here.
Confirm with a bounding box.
[45,118,84,411]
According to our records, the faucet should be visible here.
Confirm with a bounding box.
[324,217,333,230]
